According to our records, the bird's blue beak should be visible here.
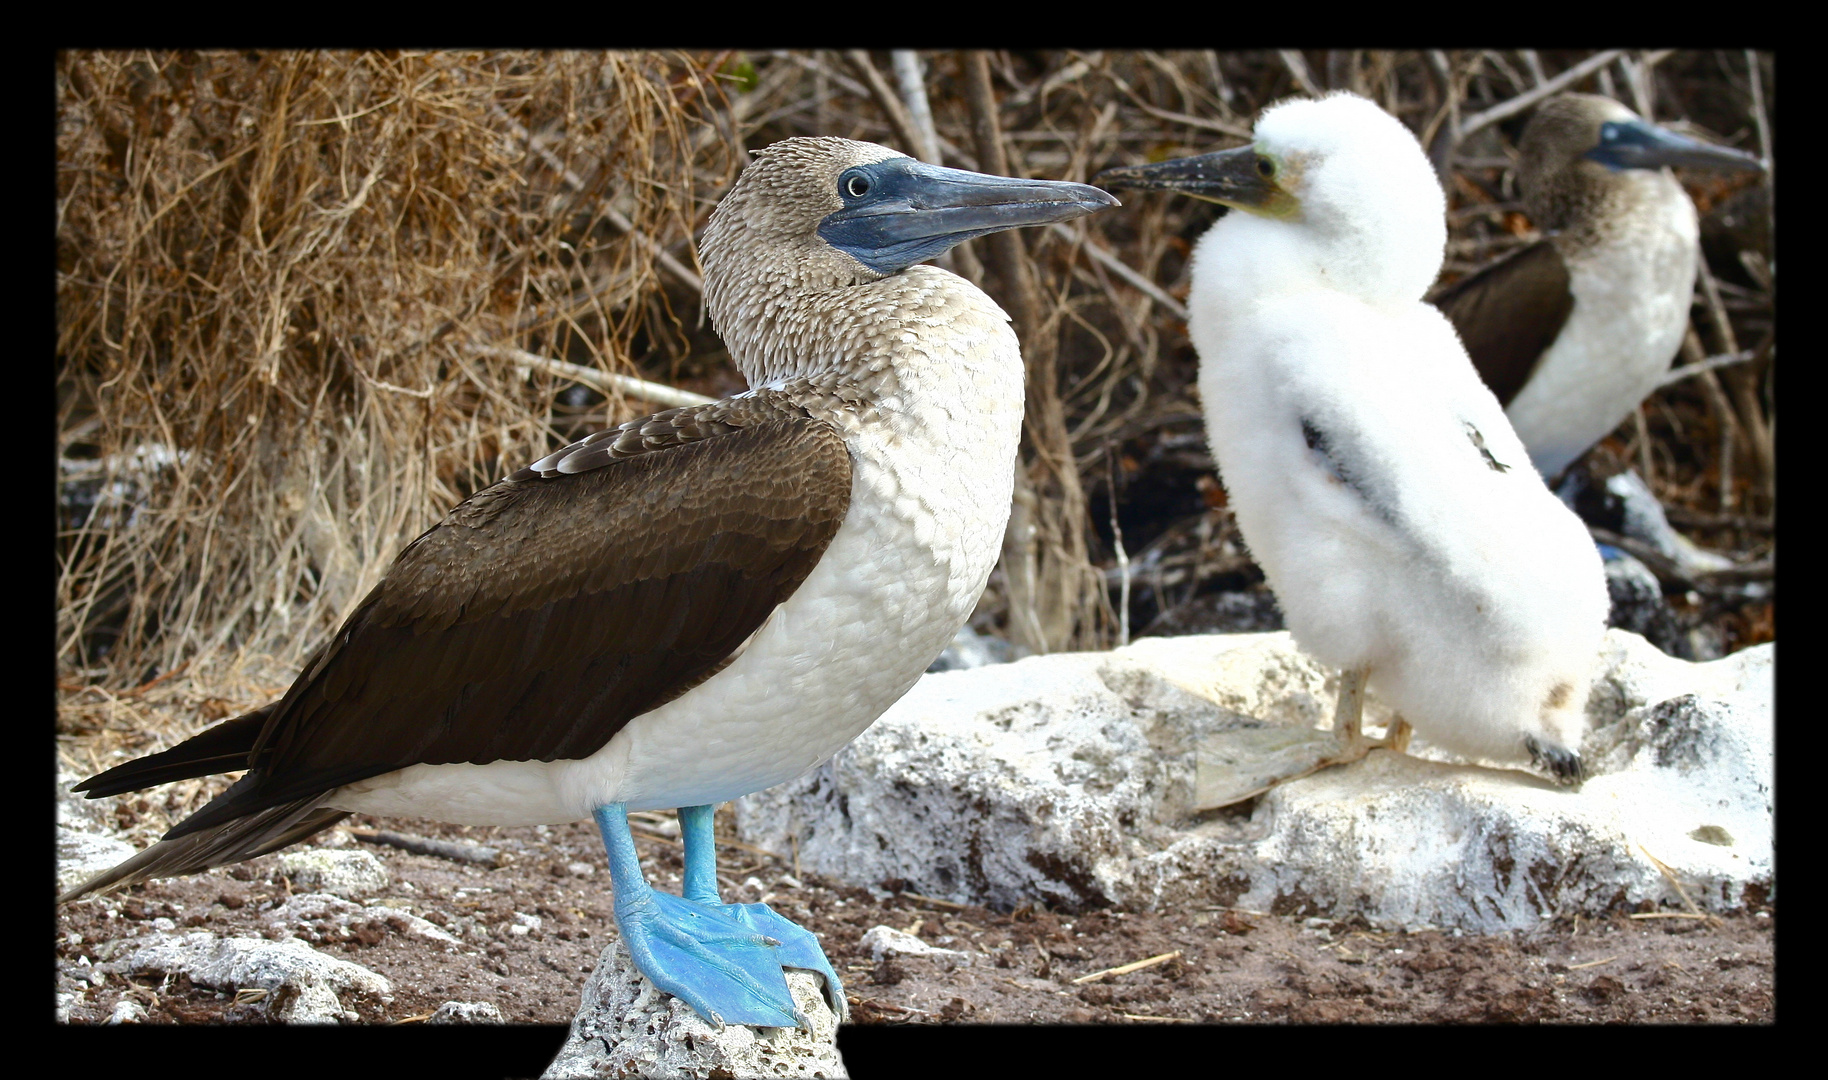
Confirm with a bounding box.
[1583,120,1765,173]
[819,158,1118,275]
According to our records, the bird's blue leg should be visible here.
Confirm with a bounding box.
[593,803,801,1029]
[678,804,848,1022]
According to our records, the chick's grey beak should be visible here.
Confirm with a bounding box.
[1585,120,1766,173]
[820,158,1118,275]
[1095,145,1278,209]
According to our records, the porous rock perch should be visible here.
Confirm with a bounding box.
[543,939,847,1080]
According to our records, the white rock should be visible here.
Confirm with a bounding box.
[928,623,1011,673]
[107,999,147,1024]
[543,939,847,1080]
[378,905,465,947]
[55,764,142,895]
[858,925,966,963]
[56,764,114,830]
[429,1001,505,1024]
[279,848,390,898]
[738,630,1772,933]
[109,930,391,1024]
[57,826,138,895]
[263,892,462,949]
[266,891,363,925]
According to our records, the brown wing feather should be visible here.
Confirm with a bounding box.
[74,704,275,798]
[161,413,851,839]
[1431,239,1576,407]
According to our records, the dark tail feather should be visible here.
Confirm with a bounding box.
[74,706,275,799]
[57,796,349,903]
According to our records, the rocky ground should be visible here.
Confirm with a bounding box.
[56,803,1774,1046]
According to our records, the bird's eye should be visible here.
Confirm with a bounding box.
[846,174,871,198]
[1256,156,1275,179]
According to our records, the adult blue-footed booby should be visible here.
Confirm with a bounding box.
[1097,93,1608,795]
[1431,93,1764,478]
[59,137,1117,1029]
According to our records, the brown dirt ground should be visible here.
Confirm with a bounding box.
[56,806,1775,1041]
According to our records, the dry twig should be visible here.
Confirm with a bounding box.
[1071,949,1183,984]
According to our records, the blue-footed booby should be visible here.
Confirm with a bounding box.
[59,137,1117,1029]
[1097,93,1608,799]
[1431,93,1764,479]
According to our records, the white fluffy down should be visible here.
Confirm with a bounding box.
[1189,93,1608,765]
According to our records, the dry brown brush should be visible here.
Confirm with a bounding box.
[57,50,737,684]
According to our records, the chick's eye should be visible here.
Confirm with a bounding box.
[846,175,871,198]
[1256,156,1275,179]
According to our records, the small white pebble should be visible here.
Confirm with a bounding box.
[776,874,803,889]
[151,917,176,931]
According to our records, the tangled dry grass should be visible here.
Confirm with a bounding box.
[57,51,738,683]
[57,50,1775,710]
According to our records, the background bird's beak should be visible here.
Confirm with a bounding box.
[819,159,1118,274]
[1584,120,1766,173]
[1094,146,1289,216]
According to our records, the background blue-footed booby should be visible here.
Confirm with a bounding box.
[1097,92,1609,796]
[59,136,1116,1029]
[1431,93,1764,480]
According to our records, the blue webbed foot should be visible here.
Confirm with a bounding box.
[595,803,805,1029]
[721,901,849,1022]
[615,888,806,1029]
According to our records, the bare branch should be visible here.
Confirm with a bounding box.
[891,51,943,165]
[844,50,924,157]
[1278,50,1323,98]
[1050,223,1188,321]
[1657,349,1760,389]
[476,345,715,411]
